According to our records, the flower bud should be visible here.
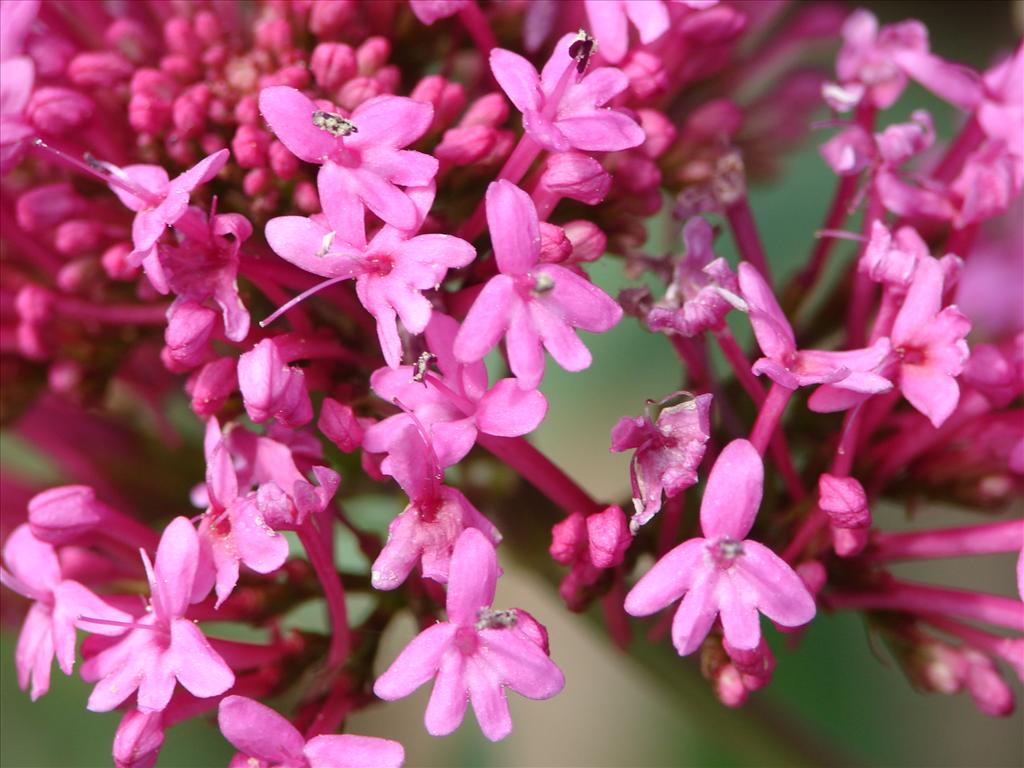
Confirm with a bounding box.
[311,42,358,93]
[172,84,211,139]
[29,485,106,544]
[614,154,662,195]
[27,36,75,78]
[818,473,870,528]
[820,125,873,176]
[68,52,133,87]
[268,140,299,180]
[513,608,551,655]
[243,168,271,197]
[539,223,571,264]
[27,87,94,133]
[128,93,172,134]
[550,512,587,565]
[462,93,508,127]
[564,220,607,263]
[859,221,918,288]
[796,560,827,596]
[310,0,356,37]
[163,17,200,56]
[685,99,743,142]
[193,10,223,45]
[102,242,139,281]
[832,525,869,557]
[55,219,105,256]
[411,75,466,131]
[113,709,164,768]
[680,4,748,42]
[587,505,631,569]
[17,183,85,232]
[357,36,391,74]
[319,398,365,452]
[623,51,668,99]
[918,642,967,694]
[160,54,201,82]
[713,664,749,708]
[48,359,84,397]
[56,257,99,293]
[234,95,260,126]
[294,181,320,214]
[232,124,271,169]
[16,285,53,324]
[435,125,497,165]
[337,76,383,111]
[188,357,238,417]
[254,17,293,55]
[964,650,1015,716]
[238,339,313,427]
[638,108,676,159]
[540,151,611,205]
[165,301,217,368]
[374,65,401,94]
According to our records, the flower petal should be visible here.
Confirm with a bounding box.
[476,379,547,437]
[374,622,456,700]
[892,256,943,346]
[536,264,622,332]
[671,571,720,656]
[489,49,542,114]
[446,528,499,624]
[348,95,434,151]
[506,304,545,389]
[454,274,515,363]
[258,86,338,163]
[699,439,764,540]
[738,263,796,360]
[424,649,468,736]
[153,517,200,620]
[624,538,706,616]
[169,618,235,698]
[735,540,816,628]
[900,363,961,428]
[479,629,565,699]
[218,695,306,765]
[467,655,513,742]
[486,180,540,276]
[554,111,644,152]
[305,735,405,768]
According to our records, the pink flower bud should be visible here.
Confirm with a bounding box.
[16,285,53,324]
[129,93,172,134]
[462,93,508,128]
[102,242,139,281]
[713,664,749,707]
[131,68,177,100]
[550,512,587,565]
[624,51,668,99]
[680,4,748,42]
[686,99,744,142]
[540,152,611,205]
[193,10,223,45]
[820,125,873,176]
[637,109,677,159]
[411,75,466,131]
[254,17,293,54]
[172,85,211,139]
[310,0,356,37]
[56,257,99,293]
[539,223,572,264]
[165,301,217,367]
[319,398,365,452]
[68,51,134,88]
[48,359,84,396]
[859,221,919,288]
[238,339,313,427]
[964,650,1015,716]
[294,181,320,214]
[796,560,827,596]
[919,642,967,694]
[311,42,358,92]
[832,525,869,557]
[160,54,201,82]
[105,19,153,63]
[268,140,299,179]
[337,76,383,111]
[163,17,199,56]
[28,485,106,544]
[614,154,662,195]
[27,87,94,133]
[435,125,497,165]
[27,36,75,78]
[357,36,391,74]
[113,709,164,768]
[265,64,311,91]
[724,637,776,685]
[374,65,401,94]
[818,474,870,528]
[17,183,85,232]
[587,505,630,569]
[243,168,271,197]
[564,220,607,263]
[234,95,260,126]
[188,357,237,417]
[55,219,104,256]
[513,608,551,655]
[232,124,271,169]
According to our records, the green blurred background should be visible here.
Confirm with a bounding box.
[2,2,1022,766]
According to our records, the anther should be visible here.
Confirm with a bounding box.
[312,109,358,137]
[476,608,518,631]
[316,230,336,257]
[532,272,555,294]
[568,29,597,74]
[412,351,436,383]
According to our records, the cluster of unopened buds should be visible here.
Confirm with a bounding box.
[1,0,1021,765]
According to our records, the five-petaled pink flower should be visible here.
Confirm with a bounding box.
[374,528,565,741]
[365,312,548,468]
[739,262,893,400]
[266,180,474,368]
[81,517,235,713]
[218,695,404,768]
[259,86,438,231]
[611,392,713,531]
[0,524,130,700]
[490,33,645,153]
[624,439,817,655]
[454,180,623,389]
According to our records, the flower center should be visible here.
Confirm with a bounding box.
[453,625,480,655]
[710,537,744,568]
[475,608,518,631]
[364,252,394,276]
[312,110,358,137]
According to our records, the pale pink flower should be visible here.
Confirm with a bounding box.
[454,180,623,389]
[610,392,712,531]
[739,262,893,398]
[490,34,644,153]
[81,517,235,713]
[258,86,437,231]
[0,524,130,700]
[218,695,404,768]
[624,439,817,655]
[374,528,564,741]
[365,312,547,468]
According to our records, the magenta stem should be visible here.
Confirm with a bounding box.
[826,581,1024,632]
[476,434,601,515]
[749,383,792,456]
[870,520,1024,562]
[58,298,170,325]
[458,1,497,55]
[458,133,542,242]
[789,175,860,299]
[297,520,350,667]
[932,114,984,184]
[844,191,883,348]
[31,139,160,207]
[725,197,772,284]
[868,287,899,343]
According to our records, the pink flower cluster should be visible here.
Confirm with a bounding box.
[1,1,1021,765]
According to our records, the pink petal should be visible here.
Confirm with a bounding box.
[900,363,961,428]
[152,517,200,620]
[624,539,707,617]
[3,524,60,598]
[395,233,476,270]
[583,0,629,63]
[353,168,421,232]
[15,604,52,699]
[506,305,545,389]
[750,357,800,389]
[670,571,719,656]
[373,622,457,699]
[446,528,499,624]
[537,264,623,332]
[168,149,229,196]
[892,256,943,346]
[361,147,439,188]
[348,95,434,151]
[806,385,871,413]
[424,649,468,736]
[893,50,983,111]
[738,263,796,360]
[699,439,763,541]
[530,300,592,372]
[53,580,131,671]
[305,735,405,768]
[382,277,433,334]
[264,216,364,279]
[169,618,235,698]
[489,49,542,114]
[371,507,428,591]
[110,165,169,211]
[476,379,547,437]
[466,657,513,742]
[218,695,306,765]
[479,629,565,699]
[561,68,630,114]
[318,163,368,247]
[735,540,816,628]
[454,274,515,363]
[85,634,150,711]
[136,652,176,713]
[555,111,645,152]
[625,0,670,43]
[230,498,290,574]
[430,417,479,468]
[258,86,337,163]
[716,575,761,650]
[486,180,540,276]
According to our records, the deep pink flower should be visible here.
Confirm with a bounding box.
[0,524,130,700]
[374,528,564,741]
[365,312,547,468]
[365,419,500,590]
[610,392,712,531]
[645,217,742,337]
[237,338,314,428]
[107,149,229,263]
[266,181,474,368]
[950,140,1023,228]
[258,86,437,231]
[550,505,631,610]
[978,45,1023,157]
[409,0,469,25]
[739,262,893,398]
[454,180,623,389]
[490,34,644,153]
[81,517,235,713]
[889,256,971,427]
[583,0,670,64]
[624,439,817,655]
[218,695,404,768]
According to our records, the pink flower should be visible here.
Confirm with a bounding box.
[454,180,623,389]
[0,524,130,700]
[365,312,547,468]
[978,45,1023,157]
[374,528,564,741]
[889,256,971,427]
[0,0,37,173]
[218,695,404,768]
[266,181,474,368]
[610,392,712,531]
[364,419,500,590]
[645,217,742,337]
[107,149,229,262]
[583,0,670,64]
[409,0,470,25]
[739,262,893,399]
[81,517,235,713]
[237,339,314,428]
[624,439,817,655]
[490,34,644,153]
[550,506,631,610]
[258,86,438,231]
